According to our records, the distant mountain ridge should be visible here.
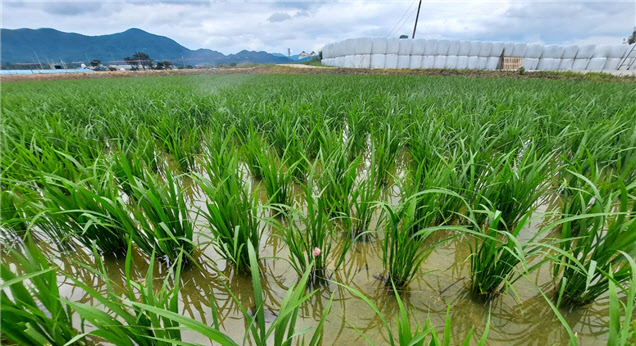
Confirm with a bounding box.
[1,28,291,67]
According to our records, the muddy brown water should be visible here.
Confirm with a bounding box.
[2,158,614,345]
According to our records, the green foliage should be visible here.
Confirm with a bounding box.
[0,240,81,345]
[553,174,636,307]
[130,169,195,264]
[32,166,139,255]
[608,252,636,345]
[467,209,546,299]
[2,73,635,344]
[282,165,335,277]
[196,145,262,271]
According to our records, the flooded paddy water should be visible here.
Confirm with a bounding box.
[2,155,612,346]
[3,74,634,346]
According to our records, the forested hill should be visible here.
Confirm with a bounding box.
[1,28,289,67]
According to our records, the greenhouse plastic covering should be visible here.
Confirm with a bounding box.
[397,55,410,69]
[433,56,447,69]
[321,37,634,71]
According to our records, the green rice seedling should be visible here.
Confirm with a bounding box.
[33,166,142,256]
[467,209,547,300]
[334,281,490,346]
[268,115,296,158]
[319,148,360,216]
[130,169,195,264]
[380,194,436,288]
[162,124,202,173]
[316,124,344,158]
[1,240,82,345]
[109,145,149,197]
[136,127,161,172]
[407,119,444,170]
[284,136,308,183]
[241,128,266,179]
[477,146,552,230]
[608,252,636,345]
[552,174,636,307]
[351,173,381,236]
[123,242,331,345]
[561,119,635,177]
[195,151,262,271]
[4,137,88,185]
[402,159,460,230]
[63,246,192,346]
[343,103,371,162]
[0,188,29,238]
[200,128,237,183]
[370,124,403,187]
[233,241,332,346]
[380,187,465,289]
[259,144,296,209]
[283,165,335,277]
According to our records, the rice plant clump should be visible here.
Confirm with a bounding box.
[130,169,195,264]
[1,240,80,345]
[553,173,636,307]
[33,167,140,255]
[196,148,262,271]
[467,209,545,300]
[283,165,335,278]
[380,194,436,288]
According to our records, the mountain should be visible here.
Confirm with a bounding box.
[1,28,289,67]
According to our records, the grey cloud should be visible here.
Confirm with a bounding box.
[42,2,102,16]
[267,12,292,23]
[294,10,311,18]
[2,1,634,55]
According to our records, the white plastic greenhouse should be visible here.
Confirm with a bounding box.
[321,38,636,71]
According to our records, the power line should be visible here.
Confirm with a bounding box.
[386,0,416,37]
[394,4,419,38]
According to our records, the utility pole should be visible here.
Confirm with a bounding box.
[412,0,422,39]
[288,48,291,62]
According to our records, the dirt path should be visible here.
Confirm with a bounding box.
[277,64,328,69]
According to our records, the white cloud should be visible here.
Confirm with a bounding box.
[2,0,634,54]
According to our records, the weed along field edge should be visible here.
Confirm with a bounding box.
[1,73,635,345]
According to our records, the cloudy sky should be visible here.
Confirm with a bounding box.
[2,1,635,55]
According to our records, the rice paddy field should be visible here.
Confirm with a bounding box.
[1,74,635,345]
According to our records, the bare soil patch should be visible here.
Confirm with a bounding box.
[2,65,634,83]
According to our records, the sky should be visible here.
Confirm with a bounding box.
[2,0,635,55]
